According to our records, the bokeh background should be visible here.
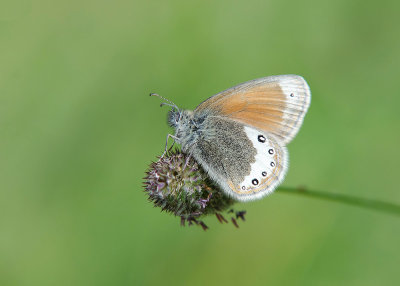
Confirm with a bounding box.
[1,0,400,285]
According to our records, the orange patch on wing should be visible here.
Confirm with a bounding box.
[219,85,288,141]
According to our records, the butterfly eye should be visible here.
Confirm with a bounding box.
[268,149,274,155]
[252,179,259,185]
[290,93,295,97]
[258,135,266,143]
[167,110,180,127]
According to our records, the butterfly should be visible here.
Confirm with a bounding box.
[151,75,311,201]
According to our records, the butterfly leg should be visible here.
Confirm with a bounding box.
[161,134,179,157]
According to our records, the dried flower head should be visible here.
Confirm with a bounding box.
[143,149,246,230]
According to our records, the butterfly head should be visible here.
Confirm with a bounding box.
[150,92,206,150]
[167,108,183,128]
[150,93,182,126]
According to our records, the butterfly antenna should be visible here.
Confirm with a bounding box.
[149,93,179,111]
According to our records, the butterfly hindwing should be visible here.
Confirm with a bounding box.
[191,116,287,201]
[194,75,311,144]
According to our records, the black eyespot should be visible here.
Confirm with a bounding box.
[290,93,294,97]
[258,135,266,143]
[242,186,246,190]
[270,162,275,167]
[262,171,267,177]
[268,149,274,154]
[252,179,259,185]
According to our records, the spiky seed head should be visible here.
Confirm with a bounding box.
[143,149,235,219]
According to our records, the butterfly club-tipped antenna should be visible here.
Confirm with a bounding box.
[149,93,181,157]
[149,93,179,111]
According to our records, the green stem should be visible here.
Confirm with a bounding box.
[277,186,400,217]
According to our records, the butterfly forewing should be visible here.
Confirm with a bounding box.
[194,75,311,144]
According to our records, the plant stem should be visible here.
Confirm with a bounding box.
[277,186,400,217]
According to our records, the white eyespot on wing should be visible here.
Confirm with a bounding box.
[233,126,288,201]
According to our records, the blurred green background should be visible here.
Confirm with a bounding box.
[1,0,400,285]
